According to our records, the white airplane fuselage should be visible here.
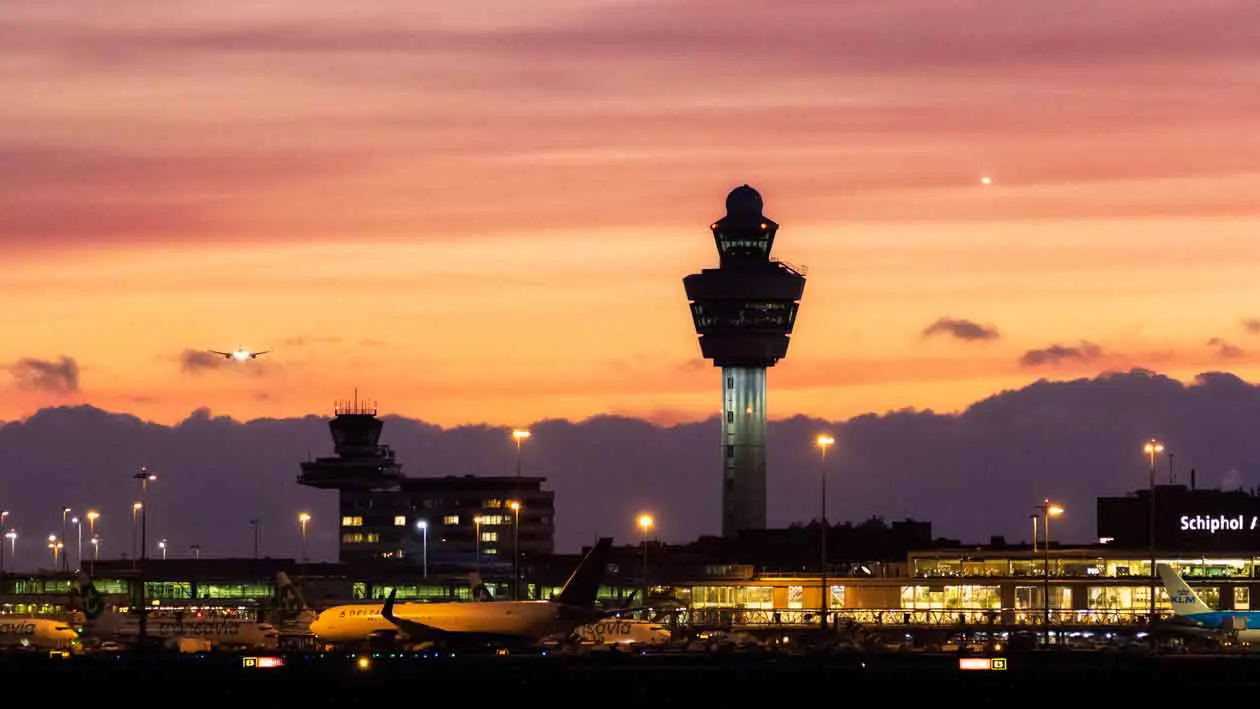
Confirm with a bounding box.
[0,618,81,651]
[569,619,672,646]
[310,600,579,644]
[88,614,278,649]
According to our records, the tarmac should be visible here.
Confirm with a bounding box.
[5,648,1260,700]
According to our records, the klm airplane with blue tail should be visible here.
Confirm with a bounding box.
[1157,563,1260,642]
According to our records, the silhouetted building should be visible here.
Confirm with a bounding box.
[394,475,555,568]
[1097,483,1260,551]
[297,397,555,565]
[683,185,807,537]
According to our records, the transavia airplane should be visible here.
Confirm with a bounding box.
[1158,563,1260,642]
[0,617,81,652]
[309,537,617,650]
[71,575,279,651]
[566,618,672,646]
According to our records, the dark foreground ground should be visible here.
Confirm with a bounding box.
[4,650,1258,701]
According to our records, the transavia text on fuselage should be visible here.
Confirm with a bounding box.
[1180,515,1259,533]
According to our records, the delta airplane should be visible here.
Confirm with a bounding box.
[1157,563,1260,642]
[309,537,615,649]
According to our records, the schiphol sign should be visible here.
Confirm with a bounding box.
[1180,514,1260,534]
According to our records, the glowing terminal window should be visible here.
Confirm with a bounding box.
[443,515,460,525]
[342,516,363,527]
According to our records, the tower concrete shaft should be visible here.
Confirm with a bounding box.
[683,185,806,537]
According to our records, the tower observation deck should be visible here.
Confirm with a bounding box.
[683,185,807,536]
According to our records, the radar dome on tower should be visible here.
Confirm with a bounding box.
[725,184,764,217]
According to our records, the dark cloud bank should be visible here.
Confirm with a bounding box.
[4,368,1260,567]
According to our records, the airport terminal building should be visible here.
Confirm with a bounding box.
[8,496,1260,635]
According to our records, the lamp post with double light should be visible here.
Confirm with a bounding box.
[133,467,156,648]
[1035,500,1064,644]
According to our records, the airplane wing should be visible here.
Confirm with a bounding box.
[380,590,455,642]
[251,350,270,356]
[209,350,232,357]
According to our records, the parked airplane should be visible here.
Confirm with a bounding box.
[0,577,103,652]
[567,618,672,646]
[309,537,615,649]
[0,617,81,652]
[73,574,279,650]
[1157,563,1260,642]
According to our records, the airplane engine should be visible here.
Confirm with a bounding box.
[367,629,399,651]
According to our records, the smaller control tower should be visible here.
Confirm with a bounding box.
[683,185,807,537]
[297,393,405,491]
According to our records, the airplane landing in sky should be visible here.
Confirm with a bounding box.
[210,346,269,361]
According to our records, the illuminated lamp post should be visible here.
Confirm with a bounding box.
[637,513,654,606]
[509,501,522,599]
[416,520,428,578]
[511,429,531,479]
[1035,500,1064,644]
[1144,439,1164,624]
[816,434,835,630]
[298,512,312,562]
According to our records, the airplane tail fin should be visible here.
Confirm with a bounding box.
[554,537,613,608]
[70,572,106,622]
[1157,563,1213,616]
[274,571,312,610]
[469,571,493,601]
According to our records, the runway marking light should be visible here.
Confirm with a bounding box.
[959,657,1007,671]
[357,656,371,670]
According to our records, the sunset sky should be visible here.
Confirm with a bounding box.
[5,0,1260,428]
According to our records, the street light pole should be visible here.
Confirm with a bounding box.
[1144,439,1164,625]
[73,516,82,572]
[474,517,482,571]
[133,467,156,649]
[60,507,70,572]
[1036,500,1064,645]
[511,430,531,479]
[416,520,428,578]
[637,513,654,606]
[816,434,835,631]
[131,503,141,565]
[508,501,521,600]
[0,510,8,572]
[298,512,311,563]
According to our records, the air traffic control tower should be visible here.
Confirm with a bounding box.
[297,395,404,492]
[683,185,807,537]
